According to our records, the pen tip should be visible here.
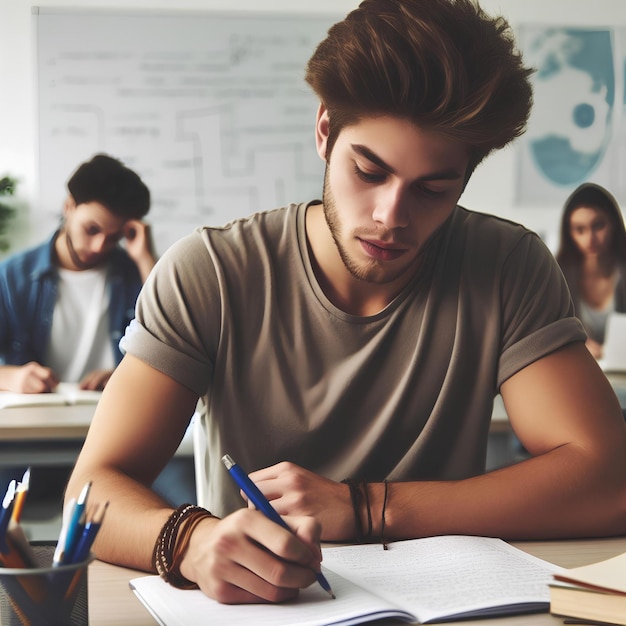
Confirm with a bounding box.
[327,589,336,599]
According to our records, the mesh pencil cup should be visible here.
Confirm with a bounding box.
[0,541,93,626]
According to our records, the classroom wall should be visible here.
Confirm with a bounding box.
[1,0,625,256]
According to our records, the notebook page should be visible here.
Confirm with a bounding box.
[0,383,100,408]
[0,392,67,408]
[130,569,414,626]
[322,535,564,623]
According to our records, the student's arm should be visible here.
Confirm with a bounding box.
[123,220,157,283]
[249,342,626,541]
[0,362,58,392]
[66,354,322,604]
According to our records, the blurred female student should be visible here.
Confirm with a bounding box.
[556,182,626,359]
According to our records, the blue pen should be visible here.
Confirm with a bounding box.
[221,454,335,599]
[71,501,108,563]
[61,481,92,564]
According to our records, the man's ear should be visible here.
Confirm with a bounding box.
[63,195,77,216]
[315,103,330,162]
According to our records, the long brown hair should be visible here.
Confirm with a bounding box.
[556,183,626,268]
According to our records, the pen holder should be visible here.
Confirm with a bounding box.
[0,541,93,626]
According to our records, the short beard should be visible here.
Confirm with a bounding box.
[64,230,99,270]
[322,166,407,285]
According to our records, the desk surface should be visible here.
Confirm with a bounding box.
[0,404,94,441]
[88,535,626,625]
[2,371,624,441]
[0,404,194,458]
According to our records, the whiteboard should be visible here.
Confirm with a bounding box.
[34,8,339,254]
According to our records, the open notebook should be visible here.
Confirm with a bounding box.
[599,312,626,373]
[130,535,562,626]
[0,382,101,409]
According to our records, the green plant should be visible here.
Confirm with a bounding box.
[0,175,17,252]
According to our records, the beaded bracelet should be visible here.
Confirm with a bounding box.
[152,503,216,589]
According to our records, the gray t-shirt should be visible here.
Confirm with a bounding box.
[121,202,585,517]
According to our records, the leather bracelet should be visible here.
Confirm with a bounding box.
[362,482,373,540]
[152,503,216,589]
[342,479,364,542]
[343,479,391,549]
[381,480,389,550]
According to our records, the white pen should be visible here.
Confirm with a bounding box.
[53,496,76,566]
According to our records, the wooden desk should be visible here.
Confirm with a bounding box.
[88,535,626,625]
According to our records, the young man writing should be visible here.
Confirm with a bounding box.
[67,0,626,606]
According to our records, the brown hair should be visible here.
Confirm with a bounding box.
[67,153,150,220]
[305,0,534,177]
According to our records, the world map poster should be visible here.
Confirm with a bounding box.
[517,26,626,206]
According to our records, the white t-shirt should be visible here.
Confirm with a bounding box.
[577,272,619,344]
[45,266,114,382]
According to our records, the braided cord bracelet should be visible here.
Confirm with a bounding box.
[152,503,216,589]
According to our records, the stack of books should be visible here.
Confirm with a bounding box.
[550,551,626,625]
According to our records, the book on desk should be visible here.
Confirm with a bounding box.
[0,383,101,409]
[130,535,562,625]
[550,550,626,626]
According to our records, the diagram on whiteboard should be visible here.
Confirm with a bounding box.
[517,25,626,206]
[36,10,337,254]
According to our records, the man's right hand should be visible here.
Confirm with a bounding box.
[179,509,322,604]
[0,362,59,393]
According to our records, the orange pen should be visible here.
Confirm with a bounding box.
[11,468,30,525]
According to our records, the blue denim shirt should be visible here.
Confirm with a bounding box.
[0,232,143,366]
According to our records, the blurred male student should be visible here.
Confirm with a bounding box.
[0,153,154,393]
[0,154,154,497]
[67,0,626,605]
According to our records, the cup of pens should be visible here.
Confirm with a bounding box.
[0,473,105,626]
[0,541,93,626]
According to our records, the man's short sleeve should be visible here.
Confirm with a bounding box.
[497,232,586,387]
[120,230,219,396]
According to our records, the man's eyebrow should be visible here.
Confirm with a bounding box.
[351,143,464,181]
[352,144,395,173]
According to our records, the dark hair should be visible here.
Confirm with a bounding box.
[305,0,534,178]
[556,182,626,267]
[67,154,150,220]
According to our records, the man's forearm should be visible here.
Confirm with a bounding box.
[65,465,173,572]
[355,444,626,542]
